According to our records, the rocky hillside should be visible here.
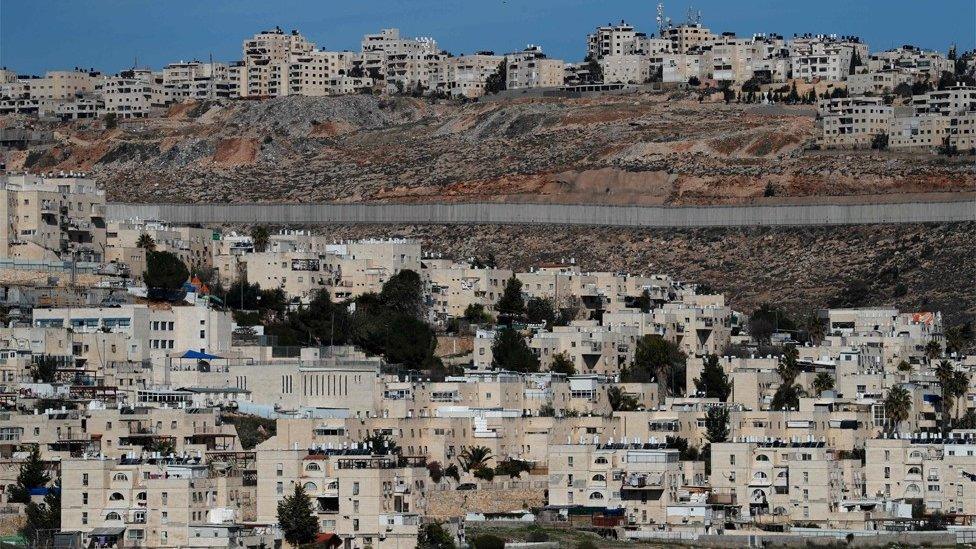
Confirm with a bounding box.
[5,93,973,205]
[301,221,976,326]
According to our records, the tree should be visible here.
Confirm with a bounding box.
[883,385,912,432]
[491,327,539,372]
[871,133,889,150]
[849,49,862,75]
[9,446,51,504]
[136,233,156,251]
[103,112,118,129]
[427,461,444,483]
[251,226,270,252]
[704,407,730,444]
[688,76,701,87]
[484,59,507,94]
[748,303,796,344]
[607,386,638,412]
[496,276,525,318]
[473,466,495,481]
[458,446,493,472]
[694,354,731,401]
[549,352,576,376]
[464,303,492,324]
[469,534,506,549]
[21,485,59,547]
[945,322,974,355]
[417,522,457,549]
[525,297,557,325]
[494,458,532,478]
[30,355,59,383]
[947,370,971,425]
[380,269,425,319]
[925,340,942,362]
[812,372,835,396]
[444,463,461,482]
[624,335,686,398]
[143,251,189,296]
[771,345,803,411]
[584,54,604,83]
[666,435,700,461]
[277,484,319,547]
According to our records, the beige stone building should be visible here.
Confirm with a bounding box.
[0,173,106,261]
[506,46,565,90]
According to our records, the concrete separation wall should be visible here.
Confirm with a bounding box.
[106,199,976,228]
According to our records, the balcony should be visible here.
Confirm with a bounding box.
[622,472,664,489]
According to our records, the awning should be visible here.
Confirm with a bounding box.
[181,350,220,360]
[88,527,125,536]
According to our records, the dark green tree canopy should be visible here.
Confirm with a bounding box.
[694,354,731,401]
[705,407,730,444]
[379,269,425,319]
[143,251,189,294]
[491,327,539,373]
[496,276,525,318]
[276,484,319,547]
[525,297,557,325]
[624,335,686,397]
[9,446,50,504]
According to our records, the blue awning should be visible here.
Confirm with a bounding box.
[181,350,220,360]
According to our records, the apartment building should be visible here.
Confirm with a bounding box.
[360,28,440,92]
[711,438,850,525]
[846,69,914,95]
[433,53,504,98]
[255,445,427,549]
[790,35,868,82]
[818,96,892,148]
[422,259,512,323]
[0,173,106,261]
[239,27,316,97]
[99,76,170,118]
[661,23,717,54]
[107,219,215,276]
[864,434,976,516]
[506,46,565,90]
[32,303,233,359]
[549,442,689,527]
[587,21,643,60]
[867,45,954,81]
[61,454,263,549]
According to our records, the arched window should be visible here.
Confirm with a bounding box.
[305,463,321,471]
[751,489,767,502]
[303,482,318,492]
[907,466,921,476]
[776,471,788,478]
[105,512,121,521]
[909,451,923,459]
[136,492,147,501]
[109,492,125,501]
[753,471,768,480]
[591,474,606,482]
[773,506,788,516]
[113,473,128,481]
[905,484,920,495]
[755,454,770,462]
[594,457,608,465]
[588,492,605,500]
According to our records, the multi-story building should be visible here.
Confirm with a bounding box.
[0,173,106,261]
[789,35,868,82]
[506,46,565,90]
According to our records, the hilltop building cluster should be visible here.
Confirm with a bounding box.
[0,173,974,548]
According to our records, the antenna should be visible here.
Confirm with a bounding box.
[656,3,666,34]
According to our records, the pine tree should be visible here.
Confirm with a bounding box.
[277,484,319,547]
[496,276,525,318]
[21,485,60,547]
[694,354,732,401]
[9,446,50,504]
[491,327,539,372]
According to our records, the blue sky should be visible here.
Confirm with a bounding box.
[2,0,973,74]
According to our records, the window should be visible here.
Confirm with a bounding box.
[353,482,360,496]
[82,512,88,525]
[306,463,321,471]
[756,454,770,462]
[82,473,89,486]
[594,457,608,465]
[276,482,284,495]
[82,493,88,505]
[588,492,605,500]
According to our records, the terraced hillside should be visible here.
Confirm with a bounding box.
[4,93,973,205]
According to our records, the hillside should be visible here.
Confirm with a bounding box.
[5,93,974,205]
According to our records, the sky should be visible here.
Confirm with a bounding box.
[2,0,974,75]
